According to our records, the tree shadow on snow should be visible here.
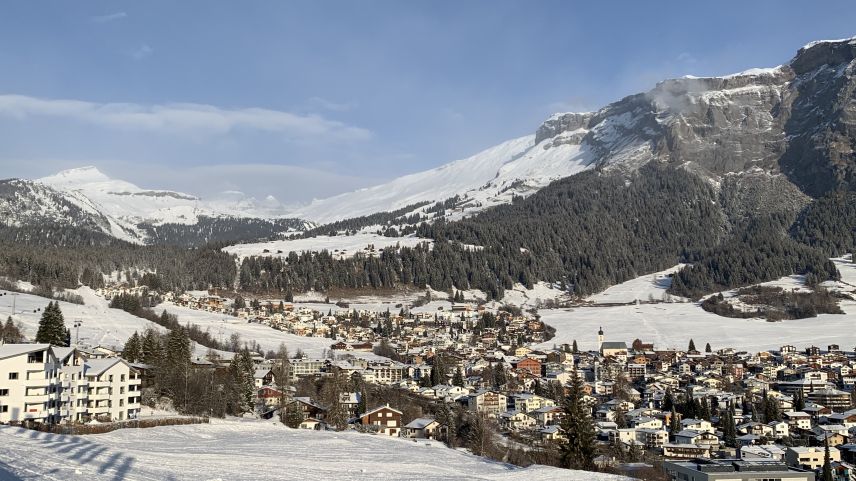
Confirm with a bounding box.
[24,429,136,480]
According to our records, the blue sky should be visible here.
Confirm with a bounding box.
[1,1,854,205]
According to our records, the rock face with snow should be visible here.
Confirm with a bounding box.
[542,37,856,196]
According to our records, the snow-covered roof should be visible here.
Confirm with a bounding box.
[0,343,51,360]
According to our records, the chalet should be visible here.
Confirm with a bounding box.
[403,417,444,439]
[467,390,507,417]
[360,404,402,436]
[515,357,542,377]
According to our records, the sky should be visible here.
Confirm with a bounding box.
[0,1,855,206]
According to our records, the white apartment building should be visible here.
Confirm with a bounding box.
[0,344,62,425]
[84,358,142,422]
[0,344,141,425]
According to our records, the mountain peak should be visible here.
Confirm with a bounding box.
[40,165,111,185]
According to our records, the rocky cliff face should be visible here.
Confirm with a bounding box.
[539,37,856,198]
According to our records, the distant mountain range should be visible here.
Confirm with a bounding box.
[2,36,854,246]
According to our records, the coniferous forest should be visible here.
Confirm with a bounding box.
[1,165,853,299]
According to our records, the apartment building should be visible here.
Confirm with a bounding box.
[0,344,141,425]
[0,344,61,425]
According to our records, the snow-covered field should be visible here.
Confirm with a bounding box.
[586,265,687,304]
[0,419,626,481]
[536,258,856,353]
[153,302,340,357]
[224,233,432,260]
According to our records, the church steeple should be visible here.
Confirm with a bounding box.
[597,326,604,350]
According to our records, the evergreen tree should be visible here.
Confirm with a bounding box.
[613,403,627,429]
[35,302,67,346]
[559,372,596,471]
[1,316,24,343]
[688,339,696,352]
[722,406,737,448]
[123,331,142,362]
[572,340,578,354]
[794,389,805,411]
[822,436,833,481]
[452,367,465,387]
[228,348,255,414]
[669,406,680,435]
[705,342,712,353]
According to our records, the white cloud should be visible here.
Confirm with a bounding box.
[0,94,373,142]
[91,12,128,23]
[306,96,356,112]
[131,43,154,60]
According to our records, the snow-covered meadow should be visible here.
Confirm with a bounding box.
[0,419,627,481]
[536,257,856,353]
[223,233,432,260]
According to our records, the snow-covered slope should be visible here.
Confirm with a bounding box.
[40,166,294,228]
[294,133,594,224]
[0,419,627,481]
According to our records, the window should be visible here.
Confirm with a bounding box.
[8,373,18,380]
[27,352,44,363]
[0,389,7,396]
[0,406,7,413]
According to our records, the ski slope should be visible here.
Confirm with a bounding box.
[0,286,164,351]
[0,419,626,481]
[537,258,856,353]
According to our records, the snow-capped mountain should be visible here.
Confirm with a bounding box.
[294,36,856,225]
[295,128,595,224]
[0,166,307,245]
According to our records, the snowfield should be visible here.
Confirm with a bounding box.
[0,419,627,481]
[586,265,687,304]
[292,133,593,224]
[224,233,432,260]
[153,301,345,358]
[537,257,856,353]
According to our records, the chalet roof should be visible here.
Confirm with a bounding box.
[362,404,402,418]
[51,346,76,362]
[404,417,437,430]
[0,343,51,360]
[601,342,628,350]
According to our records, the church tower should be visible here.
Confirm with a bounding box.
[598,326,604,351]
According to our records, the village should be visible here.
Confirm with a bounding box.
[3,284,856,480]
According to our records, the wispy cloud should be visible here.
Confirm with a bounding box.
[306,96,356,112]
[0,94,373,142]
[91,12,127,24]
[131,43,154,60]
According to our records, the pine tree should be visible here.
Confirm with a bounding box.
[669,406,680,435]
[571,340,578,353]
[705,342,712,353]
[822,436,833,481]
[228,348,255,415]
[452,367,465,387]
[722,406,737,448]
[2,316,24,343]
[559,372,596,471]
[35,302,67,346]
[123,332,142,362]
[688,339,696,352]
[794,389,805,411]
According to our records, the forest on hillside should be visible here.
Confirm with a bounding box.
[1,165,852,300]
